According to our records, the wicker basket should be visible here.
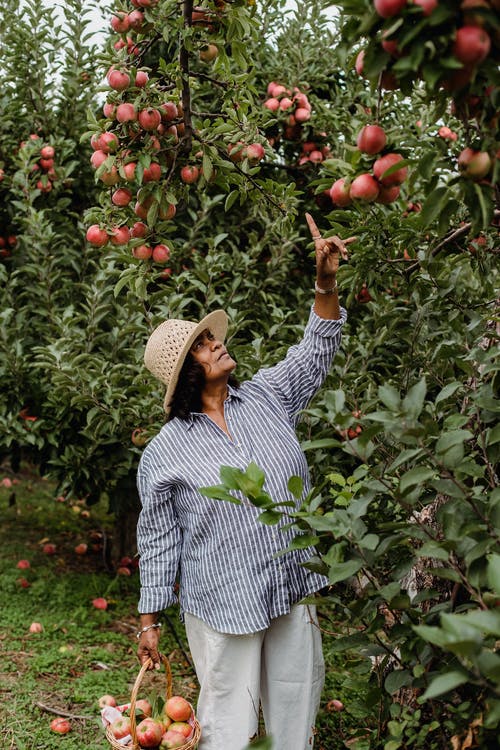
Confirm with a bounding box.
[105,654,201,750]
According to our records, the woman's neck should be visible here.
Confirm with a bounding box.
[200,381,229,414]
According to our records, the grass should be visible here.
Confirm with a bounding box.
[0,465,369,750]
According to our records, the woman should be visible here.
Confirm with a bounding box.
[136,214,353,750]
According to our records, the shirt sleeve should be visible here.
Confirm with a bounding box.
[252,305,347,425]
[136,451,182,614]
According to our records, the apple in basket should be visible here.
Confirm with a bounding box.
[164,696,192,722]
[109,717,131,740]
[135,698,153,718]
[160,729,186,749]
[136,717,164,747]
[169,722,192,739]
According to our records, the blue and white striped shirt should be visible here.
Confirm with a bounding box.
[137,306,347,634]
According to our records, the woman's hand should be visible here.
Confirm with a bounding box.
[137,628,161,670]
[305,212,355,288]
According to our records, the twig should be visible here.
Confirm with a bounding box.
[35,701,94,720]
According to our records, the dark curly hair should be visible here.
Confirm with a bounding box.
[168,352,240,421]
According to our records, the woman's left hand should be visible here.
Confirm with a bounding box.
[305,212,356,288]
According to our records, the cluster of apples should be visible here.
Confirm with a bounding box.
[329,124,408,206]
[17,134,60,195]
[0,233,17,260]
[102,692,196,748]
[356,0,496,93]
[263,81,319,144]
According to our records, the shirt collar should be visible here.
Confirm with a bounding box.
[180,384,244,431]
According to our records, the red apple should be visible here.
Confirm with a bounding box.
[86,225,109,247]
[18,577,31,588]
[294,107,311,123]
[136,718,164,747]
[98,694,117,709]
[29,622,43,633]
[131,222,148,238]
[373,153,408,185]
[90,150,108,170]
[50,718,71,734]
[329,178,352,207]
[135,698,153,718]
[279,97,294,110]
[263,97,280,111]
[438,126,457,141]
[127,9,145,29]
[376,184,401,203]
[349,173,380,202]
[107,69,131,91]
[413,0,438,14]
[98,132,119,154]
[160,729,185,749]
[40,145,55,159]
[169,721,192,738]
[117,566,131,575]
[159,203,176,220]
[453,26,491,65]
[374,0,407,17]
[180,165,199,183]
[74,543,88,555]
[165,696,192,722]
[110,226,131,245]
[143,163,162,182]
[112,188,133,207]
[99,164,120,187]
[43,543,57,555]
[17,559,31,569]
[133,244,153,260]
[327,699,345,712]
[135,70,149,87]
[356,124,387,154]
[92,597,108,610]
[458,148,491,179]
[109,717,131,740]
[116,103,137,123]
[152,244,171,263]
[355,50,365,76]
[110,11,130,32]
[138,108,161,131]
[246,143,265,164]
[122,162,137,181]
[160,101,178,121]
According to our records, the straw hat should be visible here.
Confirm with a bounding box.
[144,310,228,414]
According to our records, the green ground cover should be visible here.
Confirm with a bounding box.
[0,467,364,750]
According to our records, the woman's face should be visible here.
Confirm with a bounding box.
[190,329,236,382]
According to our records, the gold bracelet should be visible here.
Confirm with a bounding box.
[315,279,337,295]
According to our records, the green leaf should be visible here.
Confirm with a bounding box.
[420,186,448,229]
[402,377,426,418]
[327,559,363,584]
[199,485,241,504]
[435,382,462,404]
[384,669,412,695]
[419,670,468,700]
[258,510,282,525]
[378,384,400,411]
[487,553,500,594]
[224,190,239,212]
[287,475,303,499]
[399,466,435,493]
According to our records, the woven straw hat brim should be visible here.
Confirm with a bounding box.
[150,310,228,415]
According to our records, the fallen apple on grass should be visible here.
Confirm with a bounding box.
[50,717,71,734]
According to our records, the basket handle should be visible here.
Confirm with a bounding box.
[129,653,173,747]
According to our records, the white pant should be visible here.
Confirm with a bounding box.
[184,604,324,750]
